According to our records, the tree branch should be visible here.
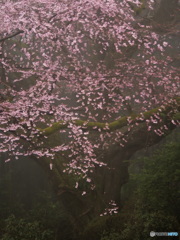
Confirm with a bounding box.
[0,30,24,42]
[38,97,180,136]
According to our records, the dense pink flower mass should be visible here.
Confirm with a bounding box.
[0,0,179,177]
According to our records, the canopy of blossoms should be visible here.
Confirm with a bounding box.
[0,0,179,178]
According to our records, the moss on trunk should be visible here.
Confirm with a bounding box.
[38,97,180,136]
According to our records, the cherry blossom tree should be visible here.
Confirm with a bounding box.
[0,0,179,225]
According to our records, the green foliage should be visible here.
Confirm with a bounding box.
[119,211,179,240]
[82,216,107,240]
[1,214,53,240]
[29,191,64,229]
[82,140,180,240]
[0,155,77,240]
[82,214,125,240]
[133,142,180,217]
[120,141,180,240]
[29,192,75,240]
[1,140,179,240]
[101,230,121,240]
[0,192,76,240]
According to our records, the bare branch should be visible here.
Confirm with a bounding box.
[0,30,24,42]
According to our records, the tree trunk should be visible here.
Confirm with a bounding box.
[25,99,180,231]
[100,121,176,209]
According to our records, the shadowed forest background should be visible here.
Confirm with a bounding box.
[0,131,179,239]
[0,0,180,239]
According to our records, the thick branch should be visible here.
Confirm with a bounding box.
[0,30,24,42]
[39,98,180,136]
[0,10,70,43]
